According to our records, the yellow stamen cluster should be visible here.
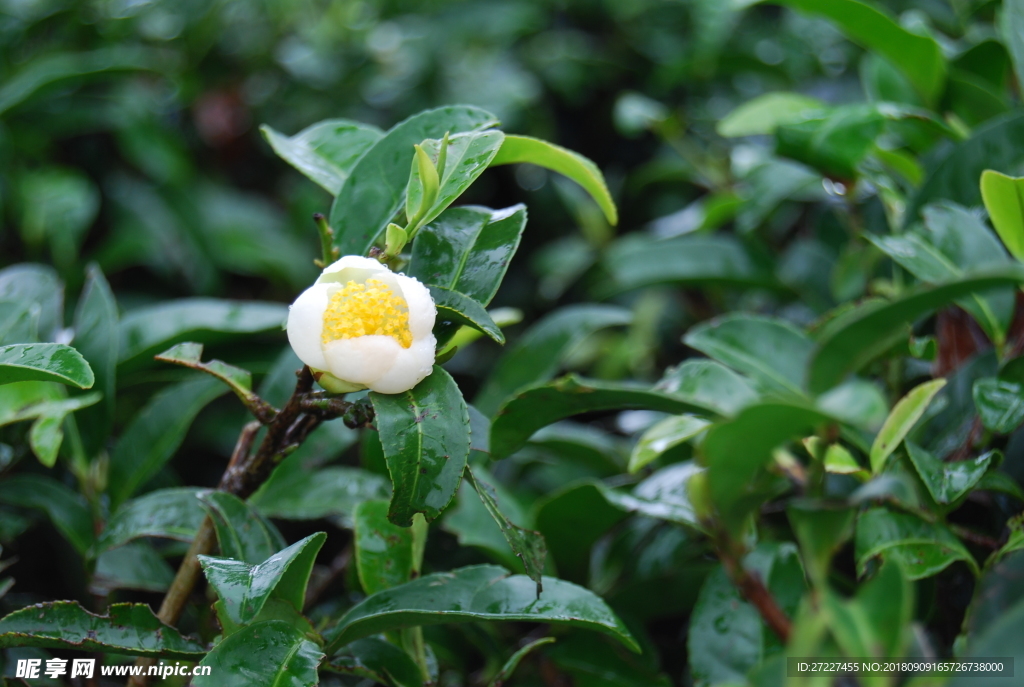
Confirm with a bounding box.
[321,278,412,348]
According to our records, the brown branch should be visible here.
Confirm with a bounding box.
[716,536,791,643]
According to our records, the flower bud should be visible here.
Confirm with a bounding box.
[287,256,437,394]
[385,223,408,257]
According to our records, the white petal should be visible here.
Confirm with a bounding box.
[395,273,436,339]
[286,283,330,371]
[368,335,437,394]
[317,255,389,285]
[322,335,402,385]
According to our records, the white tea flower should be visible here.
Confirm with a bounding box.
[287,255,436,394]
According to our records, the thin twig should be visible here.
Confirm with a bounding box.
[304,546,352,611]
[716,534,791,642]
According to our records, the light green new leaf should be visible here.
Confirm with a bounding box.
[869,378,945,473]
[717,92,824,137]
[980,170,1024,261]
[354,499,414,596]
[628,414,710,473]
[329,105,498,256]
[98,488,208,552]
[198,532,326,627]
[194,620,323,687]
[261,119,384,195]
[324,564,637,653]
[200,492,286,565]
[474,304,632,416]
[0,601,205,659]
[0,343,94,388]
[406,130,506,230]
[855,507,978,579]
[490,135,617,225]
[370,367,470,527]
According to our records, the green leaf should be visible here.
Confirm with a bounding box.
[326,637,422,687]
[354,499,414,596]
[907,112,1024,222]
[427,285,504,345]
[869,378,946,473]
[688,542,805,685]
[490,134,617,225]
[329,106,499,257]
[200,492,287,565]
[0,474,94,554]
[1,392,100,467]
[199,532,326,627]
[250,466,390,526]
[905,442,994,506]
[598,234,779,297]
[868,231,1011,347]
[443,471,534,571]
[824,560,912,660]
[261,119,384,195]
[816,378,888,432]
[702,402,833,528]
[855,507,978,579]
[474,305,632,416]
[973,377,1024,434]
[72,264,118,455]
[758,0,946,103]
[774,104,885,179]
[406,130,506,230]
[118,299,287,369]
[0,602,205,658]
[107,377,227,507]
[370,367,470,526]
[0,47,156,115]
[656,359,760,417]
[154,342,262,410]
[808,266,1024,393]
[324,564,637,653]
[980,169,1024,261]
[410,205,526,304]
[717,92,825,137]
[628,414,709,473]
[684,314,813,395]
[490,375,725,460]
[490,637,556,687]
[787,501,854,588]
[92,542,174,594]
[0,343,94,388]
[465,466,547,593]
[0,264,62,342]
[98,488,208,552]
[194,620,323,687]
[1002,0,1024,108]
